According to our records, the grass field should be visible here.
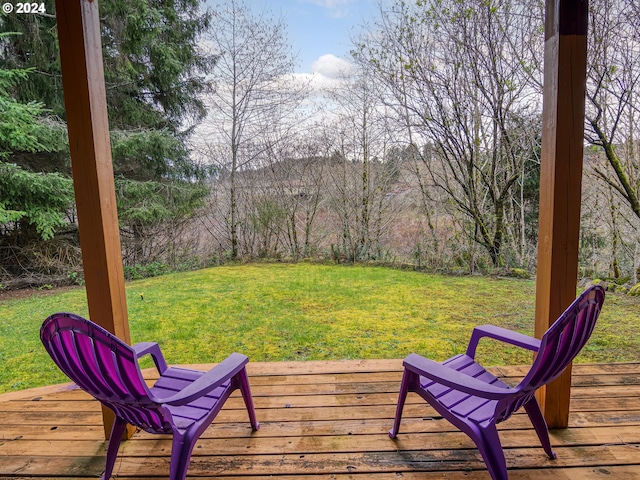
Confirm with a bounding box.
[1,263,638,393]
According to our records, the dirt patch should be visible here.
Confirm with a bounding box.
[0,285,81,302]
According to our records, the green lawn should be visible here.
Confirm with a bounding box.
[1,263,638,394]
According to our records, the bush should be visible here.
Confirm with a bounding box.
[508,268,532,279]
[123,262,172,280]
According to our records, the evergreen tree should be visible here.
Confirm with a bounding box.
[0,4,214,281]
[0,0,214,179]
[0,35,70,241]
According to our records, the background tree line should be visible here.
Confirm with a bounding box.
[1,0,639,291]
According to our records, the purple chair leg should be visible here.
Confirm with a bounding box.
[238,368,260,430]
[389,369,412,438]
[471,424,509,480]
[524,398,557,459]
[169,432,198,480]
[102,417,127,480]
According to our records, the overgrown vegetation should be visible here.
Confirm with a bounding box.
[1,0,639,290]
[1,263,638,393]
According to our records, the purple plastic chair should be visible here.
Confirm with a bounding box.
[41,312,260,480]
[389,285,605,480]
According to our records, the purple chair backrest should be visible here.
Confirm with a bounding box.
[499,285,605,420]
[41,312,172,434]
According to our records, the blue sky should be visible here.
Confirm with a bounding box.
[250,0,379,74]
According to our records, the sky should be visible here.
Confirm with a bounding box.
[195,0,383,143]
[247,0,379,76]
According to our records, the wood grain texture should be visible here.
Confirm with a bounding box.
[54,0,132,439]
[0,360,638,478]
[535,0,589,429]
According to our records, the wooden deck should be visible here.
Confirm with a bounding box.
[1,360,639,479]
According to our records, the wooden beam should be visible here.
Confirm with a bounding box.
[55,0,134,440]
[535,0,589,429]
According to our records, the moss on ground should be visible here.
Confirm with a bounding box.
[1,263,638,393]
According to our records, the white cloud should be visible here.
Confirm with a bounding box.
[302,0,353,18]
[311,54,355,78]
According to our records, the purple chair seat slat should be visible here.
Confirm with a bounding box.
[41,312,260,480]
[423,356,510,402]
[465,400,500,424]
[442,354,474,369]
[154,384,229,413]
[150,371,204,393]
[161,366,210,381]
[150,369,233,413]
[389,285,605,480]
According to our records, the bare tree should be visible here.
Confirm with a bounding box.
[262,137,328,260]
[323,67,403,262]
[584,0,640,281]
[199,0,305,259]
[232,127,328,260]
[356,0,544,269]
[586,0,640,221]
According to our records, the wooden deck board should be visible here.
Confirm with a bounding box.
[0,361,639,478]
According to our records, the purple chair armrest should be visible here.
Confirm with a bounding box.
[157,352,249,406]
[465,325,541,359]
[404,353,512,400]
[132,342,169,374]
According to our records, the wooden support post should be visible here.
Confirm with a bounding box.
[534,0,589,429]
[55,0,134,440]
